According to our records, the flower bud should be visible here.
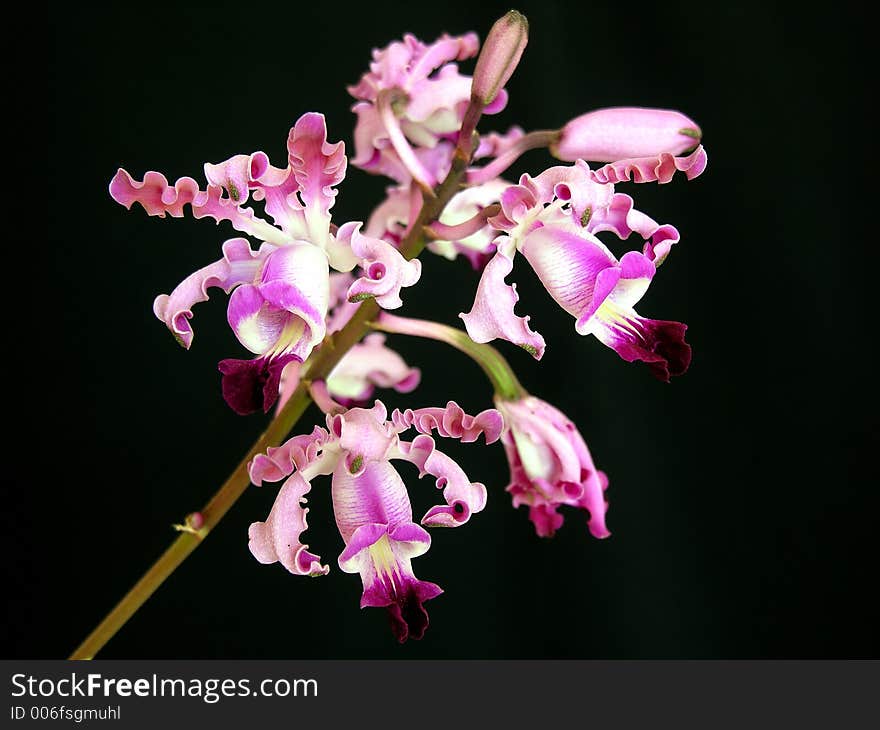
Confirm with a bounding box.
[471,10,529,106]
[552,107,702,162]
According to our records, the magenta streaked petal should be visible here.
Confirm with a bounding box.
[153,238,269,349]
[259,242,330,337]
[288,112,346,220]
[520,225,618,320]
[589,146,708,185]
[553,107,702,162]
[248,473,329,576]
[249,425,332,485]
[594,315,691,382]
[396,434,488,527]
[341,222,421,309]
[331,460,413,543]
[335,517,441,643]
[391,400,503,444]
[460,246,546,359]
[218,352,300,415]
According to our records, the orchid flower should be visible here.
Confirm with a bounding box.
[494,395,609,539]
[110,113,420,414]
[247,399,502,641]
[461,160,693,380]
[348,32,511,187]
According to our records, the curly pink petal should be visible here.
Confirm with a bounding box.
[249,425,332,485]
[589,146,708,185]
[395,434,488,527]
[153,238,270,349]
[460,246,546,359]
[248,473,329,576]
[391,400,503,444]
[341,222,421,309]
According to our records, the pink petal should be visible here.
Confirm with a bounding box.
[589,146,708,185]
[391,400,503,444]
[249,425,332,485]
[341,222,421,309]
[459,246,546,359]
[153,238,269,349]
[395,434,488,527]
[248,473,329,576]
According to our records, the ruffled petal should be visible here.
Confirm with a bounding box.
[395,434,488,527]
[460,246,546,359]
[153,238,270,349]
[588,193,680,266]
[249,425,334,485]
[589,146,708,185]
[248,472,329,576]
[391,400,503,444]
[109,168,286,244]
[341,222,422,309]
[327,401,397,468]
[288,112,346,248]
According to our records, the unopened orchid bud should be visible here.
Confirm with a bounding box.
[472,10,529,106]
[552,107,702,162]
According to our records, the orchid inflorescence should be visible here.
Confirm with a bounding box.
[109,11,706,643]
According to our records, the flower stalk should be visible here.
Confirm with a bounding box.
[68,135,473,661]
[371,312,526,401]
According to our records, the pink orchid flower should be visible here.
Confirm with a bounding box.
[247,400,502,642]
[461,160,692,380]
[110,113,420,414]
[495,395,609,539]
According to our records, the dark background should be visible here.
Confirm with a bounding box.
[22,0,873,658]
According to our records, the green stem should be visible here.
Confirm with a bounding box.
[68,122,478,661]
[371,313,526,401]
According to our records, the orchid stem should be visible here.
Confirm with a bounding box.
[371,312,526,401]
[68,142,472,661]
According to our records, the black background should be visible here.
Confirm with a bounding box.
[23,0,873,658]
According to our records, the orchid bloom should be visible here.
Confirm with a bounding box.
[110,113,420,414]
[461,159,693,380]
[247,400,502,641]
[348,32,511,187]
[495,395,609,539]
